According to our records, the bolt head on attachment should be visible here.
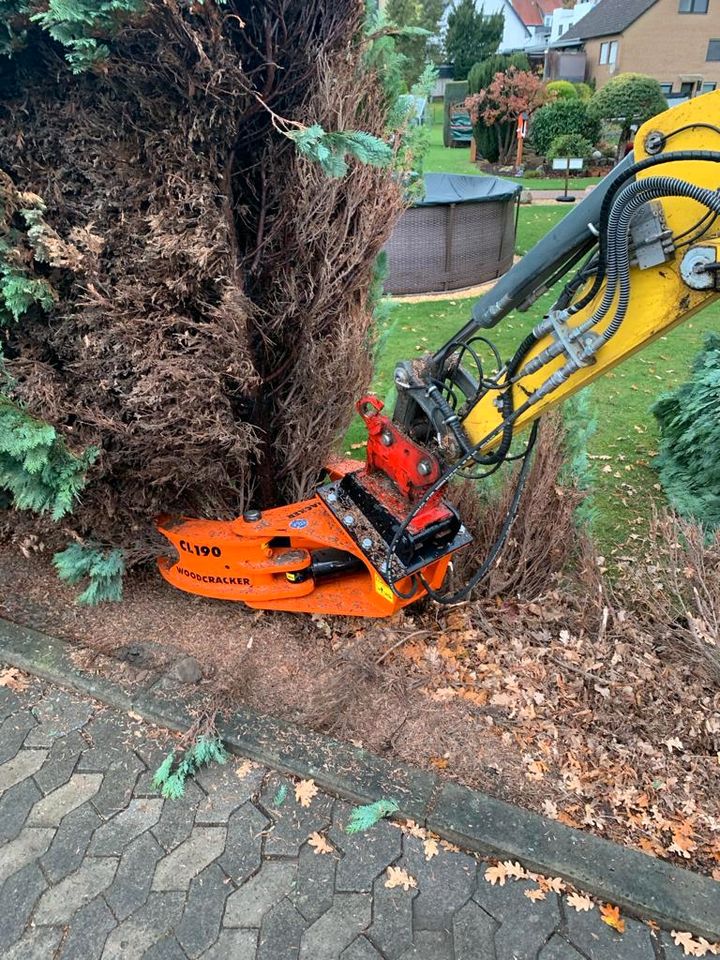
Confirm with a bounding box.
[243,509,262,522]
[417,459,432,477]
[343,514,355,526]
[380,429,394,446]
[361,537,373,550]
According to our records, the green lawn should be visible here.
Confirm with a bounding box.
[349,206,720,553]
[423,110,603,192]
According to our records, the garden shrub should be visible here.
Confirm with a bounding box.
[531,100,601,158]
[574,82,592,102]
[652,334,720,530]
[589,73,668,146]
[546,80,577,100]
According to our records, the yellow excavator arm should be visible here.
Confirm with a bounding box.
[462,92,720,451]
[157,92,720,616]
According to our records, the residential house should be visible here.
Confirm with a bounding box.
[548,0,720,99]
[439,1,566,59]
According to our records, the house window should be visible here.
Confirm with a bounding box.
[679,0,708,11]
[660,83,673,95]
[558,23,565,35]
[702,82,718,92]
[599,41,618,65]
[707,39,720,60]
[680,81,696,97]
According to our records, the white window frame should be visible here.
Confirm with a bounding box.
[599,41,618,66]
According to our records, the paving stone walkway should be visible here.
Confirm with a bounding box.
[0,671,689,960]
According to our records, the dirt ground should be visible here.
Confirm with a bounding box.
[1,541,718,880]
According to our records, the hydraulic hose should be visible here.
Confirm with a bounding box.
[568,149,720,316]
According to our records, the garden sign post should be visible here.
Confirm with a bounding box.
[552,156,583,203]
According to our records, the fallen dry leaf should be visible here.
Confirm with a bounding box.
[429,756,449,770]
[524,888,547,902]
[538,876,566,894]
[502,861,528,880]
[566,892,594,912]
[235,760,254,780]
[0,667,30,692]
[308,832,333,855]
[671,930,712,957]
[600,903,625,933]
[440,840,461,853]
[484,863,507,887]
[385,866,417,891]
[423,838,439,861]
[295,779,319,808]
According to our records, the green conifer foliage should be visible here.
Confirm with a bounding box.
[53,543,125,604]
[653,334,720,530]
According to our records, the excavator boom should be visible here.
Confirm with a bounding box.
[158,91,720,616]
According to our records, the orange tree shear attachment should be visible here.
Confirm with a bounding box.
[157,396,472,617]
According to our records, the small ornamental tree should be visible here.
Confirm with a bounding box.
[466,67,548,165]
[445,0,504,81]
[547,134,594,166]
[467,52,530,162]
[531,99,601,159]
[589,73,668,155]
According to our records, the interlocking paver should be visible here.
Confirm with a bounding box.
[293,835,337,923]
[299,892,372,960]
[90,752,145,819]
[452,899,497,960]
[0,826,54,886]
[34,856,118,925]
[257,896,308,960]
[0,671,695,960]
[398,930,454,959]
[565,907,656,960]
[26,689,94,747]
[260,773,334,857]
[0,775,41,843]
[88,796,163,856]
[400,833,477,931]
[194,760,265,824]
[331,803,403,892]
[341,937,385,960]
[40,800,103,884]
[151,779,203,851]
[100,891,186,960]
[152,825,226,891]
[366,875,417,960]
[142,935,189,960]
[33,730,84,795]
[27,772,102,827]
[0,747,47,794]
[483,881,561,960]
[0,862,47,952]
[104,830,165,921]
[58,894,117,960]
[202,928,258,960]
[4,925,63,960]
[0,710,36,764]
[540,934,588,959]
[76,716,134,771]
[175,862,233,959]
[225,859,297,927]
[218,800,267,883]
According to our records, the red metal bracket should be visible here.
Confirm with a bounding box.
[356,396,441,500]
